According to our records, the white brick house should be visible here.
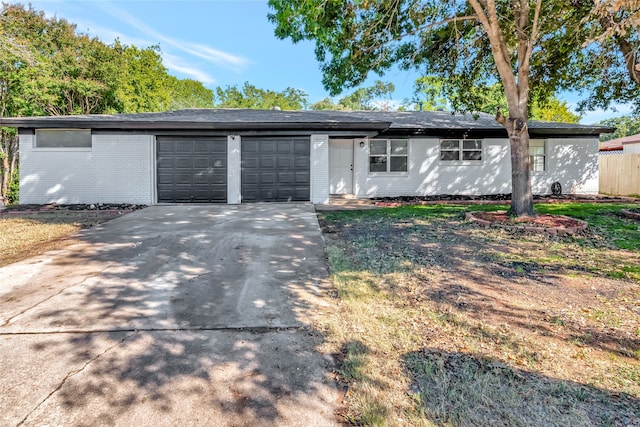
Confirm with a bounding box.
[0,109,609,205]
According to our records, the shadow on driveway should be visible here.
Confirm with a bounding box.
[0,204,339,426]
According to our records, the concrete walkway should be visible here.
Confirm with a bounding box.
[0,204,339,426]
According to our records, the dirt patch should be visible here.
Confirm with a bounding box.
[0,210,135,267]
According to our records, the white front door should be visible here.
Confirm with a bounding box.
[329,139,354,194]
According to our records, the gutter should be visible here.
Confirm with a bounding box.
[0,118,392,132]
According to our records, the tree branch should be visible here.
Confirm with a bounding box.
[529,0,543,49]
[616,35,640,85]
[521,0,543,77]
[468,0,518,110]
[359,15,478,54]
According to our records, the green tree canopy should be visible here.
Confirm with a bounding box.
[114,44,172,113]
[596,115,640,141]
[409,77,507,114]
[168,77,214,110]
[213,82,308,110]
[1,3,119,116]
[410,77,448,112]
[311,80,395,110]
[310,97,343,111]
[410,78,581,123]
[573,0,640,113]
[530,98,581,124]
[337,80,395,110]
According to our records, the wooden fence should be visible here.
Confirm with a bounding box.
[599,154,640,196]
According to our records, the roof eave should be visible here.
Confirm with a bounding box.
[381,127,609,138]
[0,119,391,132]
[599,146,623,151]
[529,127,613,137]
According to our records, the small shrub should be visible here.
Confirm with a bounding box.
[7,170,19,205]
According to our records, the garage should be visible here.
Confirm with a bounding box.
[241,137,310,202]
[156,136,227,203]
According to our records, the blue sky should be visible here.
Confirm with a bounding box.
[25,0,633,124]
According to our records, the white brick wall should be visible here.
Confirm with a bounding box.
[349,136,599,198]
[310,134,330,204]
[19,130,599,206]
[20,133,154,204]
[531,137,599,195]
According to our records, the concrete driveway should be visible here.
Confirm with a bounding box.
[0,204,339,426]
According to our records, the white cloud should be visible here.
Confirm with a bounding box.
[181,42,249,72]
[94,1,249,73]
[70,18,153,48]
[162,53,216,85]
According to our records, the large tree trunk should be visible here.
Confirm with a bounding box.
[508,122,535,216]
[496,109,536,216]
[0,129,18,202]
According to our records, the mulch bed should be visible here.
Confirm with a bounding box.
[465,211,588,235]
[1,203,146,215]
[373,194,638,207]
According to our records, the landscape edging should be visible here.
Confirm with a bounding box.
[621,209,640,221]
[464,211,589,235]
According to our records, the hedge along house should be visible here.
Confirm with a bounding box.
[0,109,609,205]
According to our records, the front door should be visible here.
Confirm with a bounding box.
[329,139,354,195]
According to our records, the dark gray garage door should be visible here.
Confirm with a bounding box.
[241,137,310,202]
[157,137,227,203]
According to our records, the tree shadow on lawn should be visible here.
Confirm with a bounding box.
[403,348,640,427]
[1,205,338,426]
[414,262,640,360]
[325,212,640,359]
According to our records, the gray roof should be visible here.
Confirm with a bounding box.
[0,108,612,136]
[345,110,610,134]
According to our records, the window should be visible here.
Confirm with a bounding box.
[35,129,91,148]
[529,139,546,171]
[440,139,460,161]
[369,139,408,173]
[440,139,482,162]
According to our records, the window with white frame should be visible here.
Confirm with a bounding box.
[35,129,92,148]
[369,139,408,173]
[440,139,482,162]
[529,139,546,171]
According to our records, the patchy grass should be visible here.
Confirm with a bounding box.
[0,211,126,266]
[318,203,640,426]
[536,203,640,251]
